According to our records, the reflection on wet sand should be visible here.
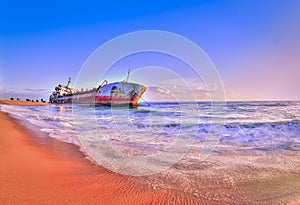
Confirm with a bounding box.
[139,148,300,204]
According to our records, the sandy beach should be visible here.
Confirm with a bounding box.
[1,100,300,204]
[0,106,200,204]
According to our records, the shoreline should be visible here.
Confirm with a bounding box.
[0,110,202,204]
[0,99,48,106]
[1,101,300,204]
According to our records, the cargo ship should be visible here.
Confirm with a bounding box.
[49,70,146,106]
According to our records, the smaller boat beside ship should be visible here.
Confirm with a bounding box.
[49,70,146,106]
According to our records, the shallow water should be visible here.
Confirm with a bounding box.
[1,101,300,203]
[1,101,299,154]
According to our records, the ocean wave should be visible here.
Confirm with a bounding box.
[1,102,299,155]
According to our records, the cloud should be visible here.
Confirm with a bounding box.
[0,88,49,94]
[0,87,51,101]
[0,88,15,94]
[143,85,210,102]
[23,88,49,93]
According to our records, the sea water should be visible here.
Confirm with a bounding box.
[2,101,300,202]
[1,101,300,166]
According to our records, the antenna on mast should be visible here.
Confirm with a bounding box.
[125,69,130,82]
[67,77,71,88]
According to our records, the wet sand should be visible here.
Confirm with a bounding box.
[140,150,300,204]
[0,110,201,204]
[1,100,300,204]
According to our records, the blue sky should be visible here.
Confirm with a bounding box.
[0,0,299,101]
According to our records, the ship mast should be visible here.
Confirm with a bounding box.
[67,77,71,88]
[125,69,130,82]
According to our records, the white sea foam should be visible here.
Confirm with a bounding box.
[1,101,300,157]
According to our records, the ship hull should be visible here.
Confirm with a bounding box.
[52,82,146,106]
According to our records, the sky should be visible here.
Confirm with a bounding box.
[0,0,299,101]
